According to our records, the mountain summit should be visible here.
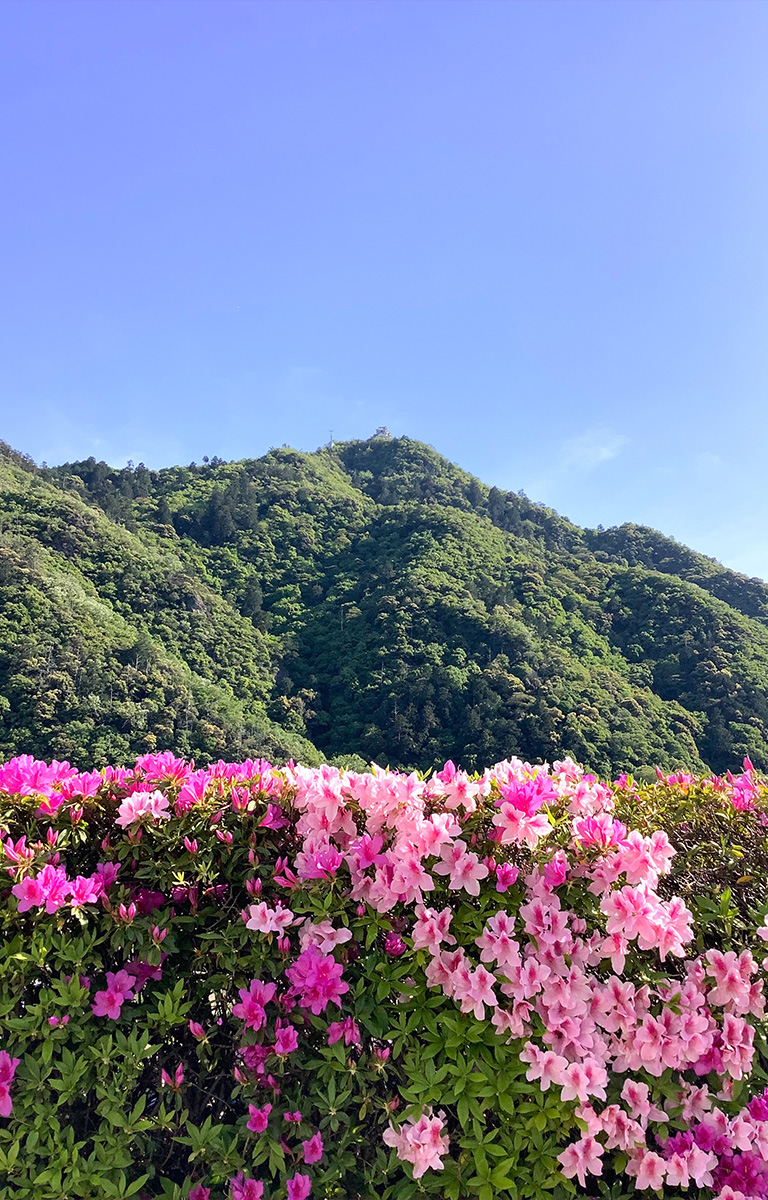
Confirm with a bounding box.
[1,435,767,775]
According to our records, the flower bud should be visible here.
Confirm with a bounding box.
[384,932,407,958]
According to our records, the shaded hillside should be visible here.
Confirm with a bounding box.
[0,446,320,766]
[2,434,767,774]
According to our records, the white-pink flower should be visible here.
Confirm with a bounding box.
[115,790,171,828]
[297,919,352,954]
[492,803,552,850]
[245,902,296,934]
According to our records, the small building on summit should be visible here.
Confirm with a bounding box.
[369,426,393,440]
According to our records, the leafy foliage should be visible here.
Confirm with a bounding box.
[2,752,768,1200]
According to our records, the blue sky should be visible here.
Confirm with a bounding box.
[2,1,768,577]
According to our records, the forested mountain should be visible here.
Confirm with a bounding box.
[2,433,768,776]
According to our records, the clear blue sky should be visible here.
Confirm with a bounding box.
[3,1,768,577]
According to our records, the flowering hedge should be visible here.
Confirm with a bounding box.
[2,753,768,1199]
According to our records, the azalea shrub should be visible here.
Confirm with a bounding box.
[2,754,768,1199]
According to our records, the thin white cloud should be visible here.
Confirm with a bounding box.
[561,428,629,471]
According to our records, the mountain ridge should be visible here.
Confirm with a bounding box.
[1,434,767,775]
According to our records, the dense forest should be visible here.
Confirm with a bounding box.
[2,433,768,776]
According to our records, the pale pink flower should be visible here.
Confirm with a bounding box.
[432,840,488,895]
[719,1012,754,1079]
[245,902,295,935]
[115,789,170,828]
[620,1079,665,1127]
[492,803,552,849]
[520,1042,567,1091]
[383,1109,450,1179]
[706,949,754,1013]
[298,919,353,955]
[412,905,455,954]
[632,1150,666,1191]
[557,1137,603,1187]
[687,1146,717,1187]
[453,964,498,1020]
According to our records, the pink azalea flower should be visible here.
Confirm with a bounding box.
[284,1110,302,1123]
[274,1020,300,1055]
[232,979,277,1030]
[286,1175,311,1200]
[246,1102,272,1134]
[632,1150,667,1191]
[245,902,295,935]
[285,946,349,1015]
[189,1187,210,1200]
[328,1016,361,1047]
[94,861,120,891]
[520,1042,567,1091]
[91,969,135,1019]
[412,905,456,954]
[115,789,171,828]
[302,1132,323,1164]
[161,1062,184,1089]
[12,864,71,913]
[620,1079,665,1127]
[557,1137,604,1187]
[495,863,519,892]
[383,1109,450,1179]
[560,1062,592,1104]
[385,931,407,957]
[69,874,101,908]
[298,919,353,955]
[229,1174,264,1200]
[296,843,344,880]
[348,833,385,869]
[492,803,552,850]
[452,964,498,1021]
[11,873,47,912]
[0,1051,20,1118]
[432,839,489,895]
